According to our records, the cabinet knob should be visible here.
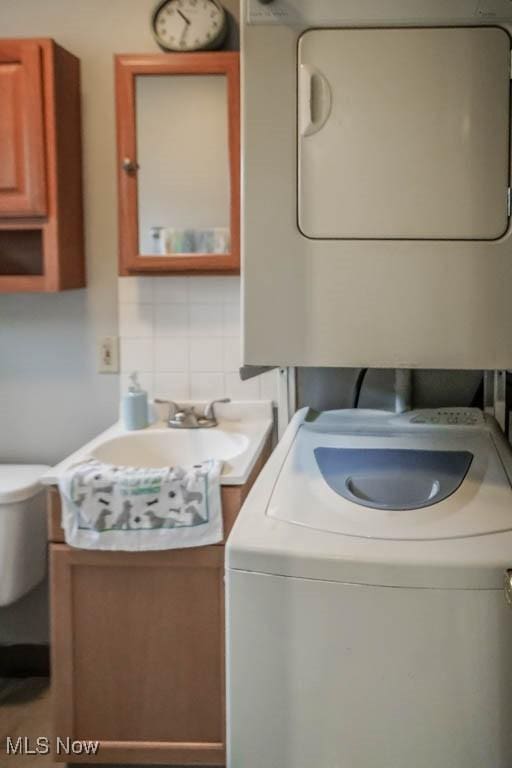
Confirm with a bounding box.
[122,157,139,175]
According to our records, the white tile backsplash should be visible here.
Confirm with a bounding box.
[154,337,189,372]
[118,276,277,403]
[189,276,235,304]
[190,372,225,400]
[190,337,223,372]
[223,337,242,371]
[120,338,154,372]
[222,276,242,303]
[154,303,189,337]
[119,303,154,338]
[189,303,224,337]
[154,372,190,400]
[154,276,189,304]
[118,276,154,304]
[222,302,241,336]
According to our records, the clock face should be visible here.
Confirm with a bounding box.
[152,0,227,52]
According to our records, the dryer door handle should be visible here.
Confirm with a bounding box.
[299,65,332,138]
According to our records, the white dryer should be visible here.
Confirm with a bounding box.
[226,408,512,767]
[242,0,512,370]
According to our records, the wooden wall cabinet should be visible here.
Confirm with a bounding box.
[48,439,271,765]
[115,52,240,275]
[0,39,85,292]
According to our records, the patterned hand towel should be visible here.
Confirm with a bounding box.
[59,459,223,551]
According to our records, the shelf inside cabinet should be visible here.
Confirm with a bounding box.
[0,230,44,276]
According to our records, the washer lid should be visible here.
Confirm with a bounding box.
[267,427,512,540]
[315,448,473,511]
[0,465,50,504]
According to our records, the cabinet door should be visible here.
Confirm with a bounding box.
[116,52,240,275]
[298,27,510,240]
[50,544,225,765]
[0,40,46,217]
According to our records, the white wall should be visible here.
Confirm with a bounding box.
[0,0,241,644]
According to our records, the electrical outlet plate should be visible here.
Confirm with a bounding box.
[98,336,119,374]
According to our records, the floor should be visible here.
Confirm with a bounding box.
[0,678,217,768]
[0,678,59,767]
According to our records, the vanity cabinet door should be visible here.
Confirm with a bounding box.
[0,40,47,217]
[50,544,225,765]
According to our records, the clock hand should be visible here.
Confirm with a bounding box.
[180,24,189,43]
[177,9,191,24]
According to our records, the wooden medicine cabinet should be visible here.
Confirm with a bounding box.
[0,38,85,292]
[115,52,240,275]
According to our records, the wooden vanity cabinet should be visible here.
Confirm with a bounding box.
[50,546,225,766]
[48,438,271,765]
[0,39,85,292]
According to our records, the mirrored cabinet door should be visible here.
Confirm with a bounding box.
[116,52,239,274]
[136,74,230,257]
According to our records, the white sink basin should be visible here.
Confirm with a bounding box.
[41,401,273,487]
[91,429,249,469]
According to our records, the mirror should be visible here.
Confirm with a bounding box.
[136,74,230,257]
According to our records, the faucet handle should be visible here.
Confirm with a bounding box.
[203,398,231,420]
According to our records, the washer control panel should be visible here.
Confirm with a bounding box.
[408,408,484,426]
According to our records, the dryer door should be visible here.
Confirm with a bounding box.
[298,27,511,240]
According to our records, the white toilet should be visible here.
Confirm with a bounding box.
[0,465,50,607]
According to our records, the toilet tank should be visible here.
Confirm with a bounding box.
[241,0,512,369]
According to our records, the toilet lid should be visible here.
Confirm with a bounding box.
[0,465,50,504]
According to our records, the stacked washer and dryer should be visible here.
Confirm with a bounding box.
[228,1,512,766]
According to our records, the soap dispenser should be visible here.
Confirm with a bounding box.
[121,372,148,430]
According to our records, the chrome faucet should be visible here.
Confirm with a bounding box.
[204,398,231,421]
[155,398,230,429]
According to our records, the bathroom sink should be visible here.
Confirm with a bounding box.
[91,428,249,469]
[40,401,273,487]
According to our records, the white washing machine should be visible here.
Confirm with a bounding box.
[226,408,512,767]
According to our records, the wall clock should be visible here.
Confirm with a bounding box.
[152,0,228,52]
